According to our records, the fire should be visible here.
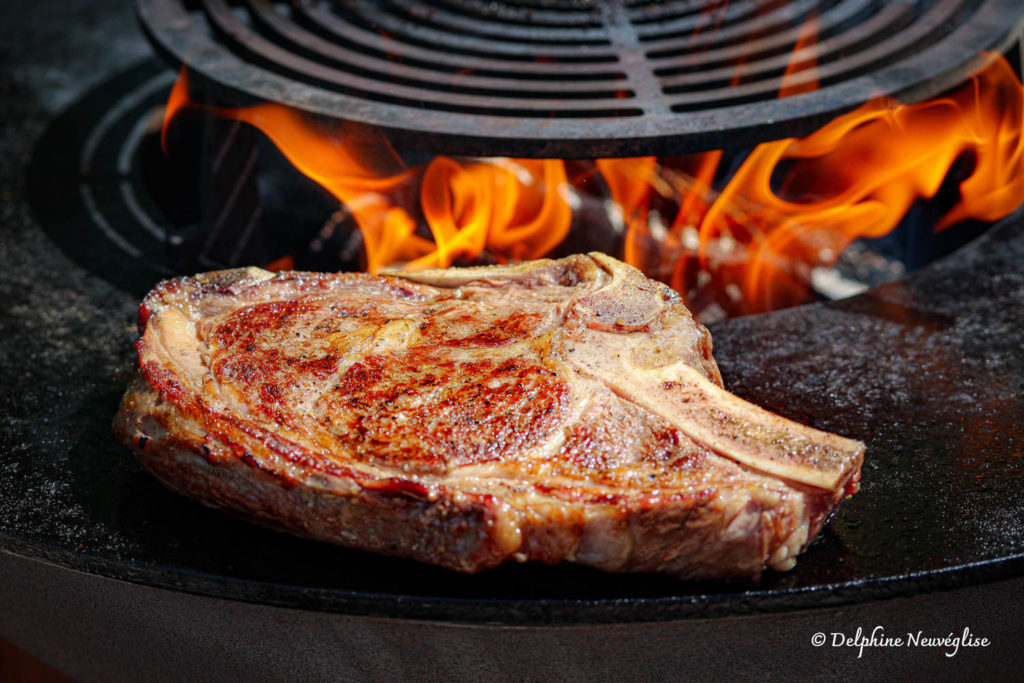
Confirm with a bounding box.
[161,67,190,154]
[609,52,1024,315]
[778,10,820,98]
[414,157,571,269]
[693,0,732,39]
[161,71,570,273]
[162,53,1024,317]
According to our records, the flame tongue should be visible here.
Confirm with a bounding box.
[778,9,820,98]
[605,53,1024,315]
[415,157,572,270]
[163,53,1024,317]
[164,70,574,274]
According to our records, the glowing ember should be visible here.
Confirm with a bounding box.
[162,53,1024,318]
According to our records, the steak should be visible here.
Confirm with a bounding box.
[114,253,863,579]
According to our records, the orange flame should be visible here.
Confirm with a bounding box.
[596,156,657,267]
[778,11,820,98]
[162,70,570,273]
[161,66,191,154]
[693,0,731,39]
[162,53,1024,317]
[225,104,419,272]
[604,53,1024,315]
[414,157,571,269]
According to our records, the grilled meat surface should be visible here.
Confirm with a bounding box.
[114,253,863,579]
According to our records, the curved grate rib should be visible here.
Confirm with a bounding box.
[137,0,1024,156]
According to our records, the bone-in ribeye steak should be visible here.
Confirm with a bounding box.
[114,253,863,579]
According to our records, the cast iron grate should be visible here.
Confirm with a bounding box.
[138,0,1024,156]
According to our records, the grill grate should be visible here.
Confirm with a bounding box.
[139,0,1024,155]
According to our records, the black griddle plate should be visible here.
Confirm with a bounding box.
[3,182,1024,624]
[2,7,1024,621]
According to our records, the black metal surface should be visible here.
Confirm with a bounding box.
[136,0,1024,156]
[4,552,1024,680]
[4,73,1024,625]
[4,0,1024,629]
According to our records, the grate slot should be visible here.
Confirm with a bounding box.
[322,0,619,62]
[669,0,973,109]
[652,0,905,77]
[292,3,625,78]
[657,0,912,93]
[643,0,823,56]
[363,0,613,46]
[244,1,629,98]
[635,0,794,38]
[200,0,639,116]
[138,0,1024,156]
[417,0,606,28]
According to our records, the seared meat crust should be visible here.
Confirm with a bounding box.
[115,253,862,579]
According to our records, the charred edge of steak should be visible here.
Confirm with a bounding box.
[114,368,520,573]
[117,373,842,579]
